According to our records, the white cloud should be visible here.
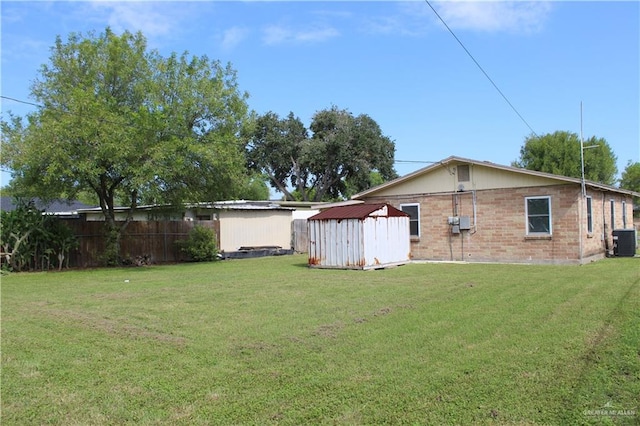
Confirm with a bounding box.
[434,1,553,34]
[362,2,440,37]
[80,1,199,40]
[365,1,552,36]
[263,24,339,45]
[221,26,250,51]
[263,25,289,45]
[296,26,340,42]
[363,6,431,37]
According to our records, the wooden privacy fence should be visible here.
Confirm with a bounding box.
[65,220,219,267]
[292,219,309,253]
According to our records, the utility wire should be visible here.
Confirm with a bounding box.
[394,160,438,164]
[1,95,42,109]
[424,0,538,137]
[3,95,444,177]
[1,96,450,166]
[1,95,145,134]
[0,95,201,146]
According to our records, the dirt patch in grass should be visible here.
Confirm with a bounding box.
[91,292,140,300]
[583,323,616,355]
[232,340,280,356]
[37,308,188,346]
[373,306,393,316]
[312,321,344,338]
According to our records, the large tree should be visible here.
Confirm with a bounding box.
[619,161,640,192]
[246,107,397,201]
[1,28,253,264]
[513,131,617,185]
[619,160,640,208]
[245,111,310,199]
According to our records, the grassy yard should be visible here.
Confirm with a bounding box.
[1,255,638,425]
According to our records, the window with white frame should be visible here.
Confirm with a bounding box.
[525,196,552,235]
[586,196,593,234]
[400,203,420,238]
[622,201,627,228]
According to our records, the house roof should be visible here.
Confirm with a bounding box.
[352,155,640,199]
[0,196,96,215]
[186,200,295,211]
[308,203,408,220]
[76,200,297,215]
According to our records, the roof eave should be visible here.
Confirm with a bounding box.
[353,155,640,198]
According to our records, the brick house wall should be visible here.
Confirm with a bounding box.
[362,184,635,264]
[593,191,637,256]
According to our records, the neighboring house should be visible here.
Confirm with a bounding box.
[0,196,96,218]
[187,200,321,254]
[77,200,321,254]
[196,201,294,254]
[351,156,639,264]
[78,205,184,221]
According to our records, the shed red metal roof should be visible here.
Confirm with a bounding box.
[308,203,408,220]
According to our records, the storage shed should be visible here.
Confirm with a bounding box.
[308,203,411,270]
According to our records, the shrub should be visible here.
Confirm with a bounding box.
[0,199,77,271]
[177,225,218,262]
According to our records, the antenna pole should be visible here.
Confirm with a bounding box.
[580,102,586,198]
[579,102,585,263]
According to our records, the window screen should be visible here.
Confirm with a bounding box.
[586,196,593,233]
[400,204,420,237]
[610,200,615,230]
[526,197,551,234]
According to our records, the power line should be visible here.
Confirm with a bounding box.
[423,0,538,137]
[394,160,438,164]
[1,95,42,109]
[1,95,143,133]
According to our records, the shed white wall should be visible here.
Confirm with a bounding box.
[362,216,411,268]
[308,218,364,268]
[308,216,410,269]
[292,209,320,220]
[219,209,292,252]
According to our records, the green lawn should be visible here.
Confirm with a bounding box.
[2,255,638,425]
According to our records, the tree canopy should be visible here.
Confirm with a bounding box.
[619,160,640,207]
[619,161,640,192]
[1,28,255,264]
[246,107,398,201]
[513,131,618,185]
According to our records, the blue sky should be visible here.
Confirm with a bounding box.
[2,1,639,189]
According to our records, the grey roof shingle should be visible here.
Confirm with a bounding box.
[0,196,96,213]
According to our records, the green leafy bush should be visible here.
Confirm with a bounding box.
[0,199,78,272]
[177,225,218,262]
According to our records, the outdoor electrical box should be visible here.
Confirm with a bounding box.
[459,216,471,230]
[448,216,470,233]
